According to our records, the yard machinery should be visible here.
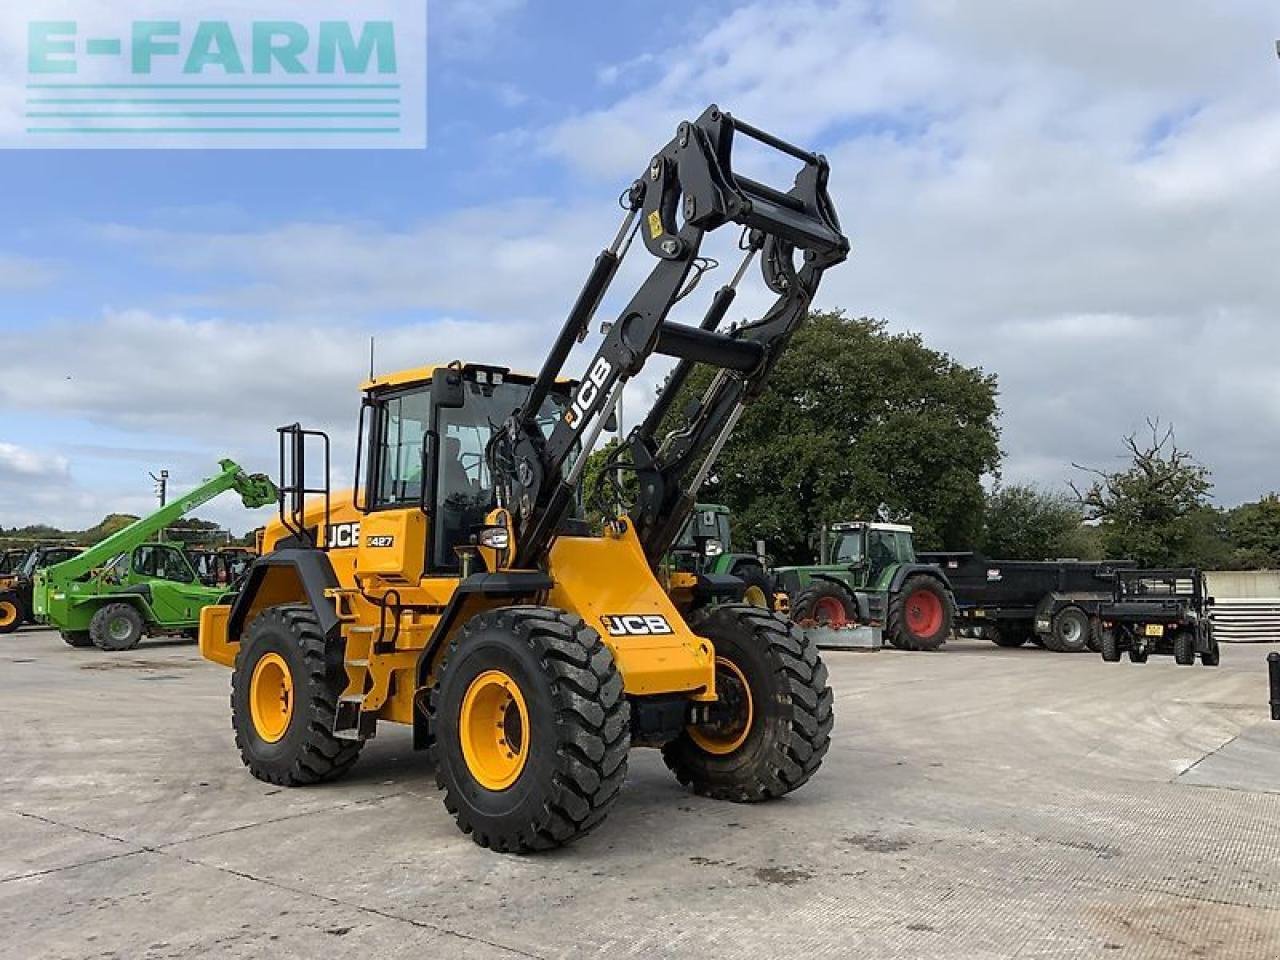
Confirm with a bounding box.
[1098,568,1219,666]
[0,544,82,634]
[665,503,775,611]
[200,105,846,852]
[190,545,257,587]
[34,460,277,650]
[774,521,954,650]
[0,548,26,575]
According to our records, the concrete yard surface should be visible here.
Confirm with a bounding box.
[2,627,1278,960]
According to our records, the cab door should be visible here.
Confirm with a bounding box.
[129,544,209,623]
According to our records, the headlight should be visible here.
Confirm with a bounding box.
[704,539,723,557]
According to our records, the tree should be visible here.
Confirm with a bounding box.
[980,483,1095,560]
[1071,420,1216,566]
[1224,495,1280,569]
[664,311,1001,562]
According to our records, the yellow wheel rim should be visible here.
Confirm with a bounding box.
[743,585,769,608]
[249,653,294,744]
[460,670,530,791]
[689,656,754,756]
[0,601,17,628]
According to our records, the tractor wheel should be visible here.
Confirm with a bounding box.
[736,564,775,611]
[1047,606,1091,654]
[0,595,21,634]
[1173,631,1196,666]
[1128,644,1148,664]
[886,576,951,651]
[1100,629,1121,662]
[988,624,1028,648]
[1085,619,1103,653]
[1201,634,1220,667]
[791,580,856,627]
[61,630,93,648]
[89,603,144,651]
[231,604,363,786]
[430,607,629,852]
[664,604,833,802]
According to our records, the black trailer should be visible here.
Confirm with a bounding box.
[1098,568,1219,666]
[919,552,1133,653]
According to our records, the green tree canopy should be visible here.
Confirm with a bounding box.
[979,483,1097,560]
[1224,494,1280,569]
[663,311,1000,562]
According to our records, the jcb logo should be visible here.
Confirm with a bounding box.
[602,614,674,637]
[327,522,361,549]
[565,356,612,428]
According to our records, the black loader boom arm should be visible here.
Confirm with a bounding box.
[491,105,849,569]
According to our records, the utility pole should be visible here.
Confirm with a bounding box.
[150,469,169,541]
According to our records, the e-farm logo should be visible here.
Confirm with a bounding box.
[4,2,426,149]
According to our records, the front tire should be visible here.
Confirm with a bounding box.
[429,607,629,852]
[887,576,951,650]
[988,624,1028,648]
[0,594,21,634]
[231,604,362,786]
[1201,633,1220,667]
[1128,644,1148,664]
[61,630,93,648]
[90,603,144,651]
[1100,629,1120,662]
[663,605,833,802]
[736,564,775,611]
[791,579,856,627]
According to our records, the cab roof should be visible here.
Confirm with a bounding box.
[831,521,915,533]
[361,361,573,393]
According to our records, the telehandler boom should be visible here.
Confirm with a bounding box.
[201,105,847,851]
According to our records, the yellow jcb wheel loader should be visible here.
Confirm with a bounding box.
[200,105,849,851]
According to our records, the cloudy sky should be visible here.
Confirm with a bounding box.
[1,0,1278,534]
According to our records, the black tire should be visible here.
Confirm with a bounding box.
[429,607,629,852]
[1201,633,1220,667]
[886,575,952,651]
[1128,644,1148,664]
[988,624,1028,648]
[61,630,93,648]
[1173,631,1195,666]
[790,579,857,627]
[1085,618,1103,653]
[664,604,833,802]
[89,603,145,651]
[0,594,21,634]
[735,564,775,611]
[1100,629,1120,662]
[232,604,363,786]
[1046,606,1091,654]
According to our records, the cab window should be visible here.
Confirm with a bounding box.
[133,545,195,583]
[372,389,432,509]
[832,531,863,564]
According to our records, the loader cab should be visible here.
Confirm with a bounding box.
[359,364,576,574]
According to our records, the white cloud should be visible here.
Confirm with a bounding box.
[0,254,57,291]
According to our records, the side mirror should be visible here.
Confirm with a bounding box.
[755,539,767,559]
[1206,595,1216,607]
[432,367,466,409]
[604,409,619,433]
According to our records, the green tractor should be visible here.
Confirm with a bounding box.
[34,460,277,651]
[667,503,776,610]
[0,545,83,634]
[773,521,955,650]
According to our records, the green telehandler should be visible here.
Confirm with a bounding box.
[33,460,277,651]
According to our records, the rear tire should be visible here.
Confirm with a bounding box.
[1173,631,1195,666]
[61,630,93,648]
[664,605,832,802]
[430,607,629,852]
[1201,633,1220,667]
[887,576,951,651]
[0,595,22,634]
[231,604,362,786]
[89,603,144,651]
[790,579,857,627]
[736,564,775,611]
[1100,629,1120,662]
[1047,606,1091,654]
